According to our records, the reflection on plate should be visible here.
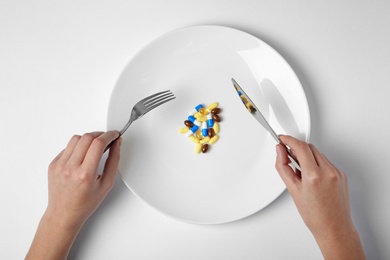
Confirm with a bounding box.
[107,26,310,224]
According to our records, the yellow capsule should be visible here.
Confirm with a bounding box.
[194,112,203,118]
[207,102,218,110]
[209,135,219,145]
[179,126,189,134]
[199,136,210,144]
[189,136,200,144]
[195,130,203,139]
[199,107,209,115]
[197,116,207,122]
[213,121,220,134]
[195,143,202,154]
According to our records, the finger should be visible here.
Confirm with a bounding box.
[48,149,65,174]
[68,132,104,164]
[275,144,300,196]
[279,135,318,174]
[316,150,344,180]
[60,134,82,162]
[322,154,338,170]
[51,149,65,164]
[83,131,120,174]
[101,137,122,189]
[308,143,328,167]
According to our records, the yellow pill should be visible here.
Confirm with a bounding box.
[179,126,189,134]
[194,112,203,118]
[197,116,207,122]
[213,121,220,134]
[199,136,210,144]
[209,135,219,145]
[189,136,200,144]
[195,143,202,154]
[195,130,203,139]
[207,102,218,110]
[199,107,209,115]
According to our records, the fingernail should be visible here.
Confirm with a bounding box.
[118,137,122,147]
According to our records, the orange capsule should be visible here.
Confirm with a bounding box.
[199,107,209,115]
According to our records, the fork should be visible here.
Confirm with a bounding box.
[104,90,175,152]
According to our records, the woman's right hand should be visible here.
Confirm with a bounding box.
[275,135,365,260]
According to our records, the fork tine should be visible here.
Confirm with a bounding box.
[140,90,171,103]
[145,96,176,111]
[144,92,174,106]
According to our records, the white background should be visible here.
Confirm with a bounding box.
[1,1,389,259]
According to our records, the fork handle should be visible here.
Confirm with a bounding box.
[103,134,121,153]
[104,117,135,153]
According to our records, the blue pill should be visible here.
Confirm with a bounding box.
[201,122,208,137]
[190,125,199,133]
[188,115,196,123]
[206,114,214,127]
[195,104,204,111]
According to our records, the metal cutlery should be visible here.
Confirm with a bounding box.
[104,90,175,152]
[231,78,301,171]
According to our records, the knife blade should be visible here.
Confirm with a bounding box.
[231,78,301,171]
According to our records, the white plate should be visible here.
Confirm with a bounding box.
[107,26,310,224]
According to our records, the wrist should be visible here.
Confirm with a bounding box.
[26,210,85,260]
[314,226,365,260]
[43,208,85,233]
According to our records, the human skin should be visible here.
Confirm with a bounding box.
[275,135,366,260]
[26,131,121,260]
[27,132,365,259]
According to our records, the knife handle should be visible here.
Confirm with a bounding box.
[285,146,301,171]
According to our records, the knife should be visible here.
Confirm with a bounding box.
[231,78,301,171]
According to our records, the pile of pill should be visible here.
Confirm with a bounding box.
[178,102,222,154]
